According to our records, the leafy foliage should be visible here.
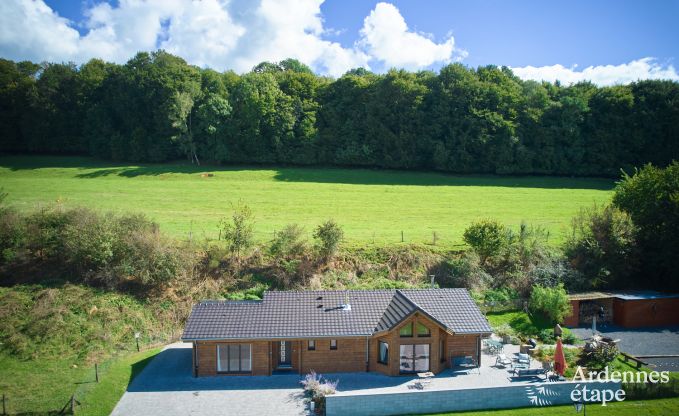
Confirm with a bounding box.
[313,219,343,260]
[2,54,678,176]
[564,204,638,289]
[463,219,509,263]
[219,202,255,258]
[613,162,679,291]
[529,284,572,324]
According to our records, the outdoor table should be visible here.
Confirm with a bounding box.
[485,339,503,354]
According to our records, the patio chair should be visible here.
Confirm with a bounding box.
[495,354,512,368]
[517,353,530,365]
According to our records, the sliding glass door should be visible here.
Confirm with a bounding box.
[399,344,430,373]
[217,343,252,373]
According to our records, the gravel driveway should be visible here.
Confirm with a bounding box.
[111,343,307,416]
[570,325,679,371]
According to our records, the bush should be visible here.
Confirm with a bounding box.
[538,328,556,344]
[300,371,338,413]
[463,219,509,263]
[529,283,572,324]
[0,209,25,263]
[438,252,490,290]
[4,207,189,290]
[313,219,343,260]
[270,223,307,258]
[219,202,255,259]
[585,343,619,370]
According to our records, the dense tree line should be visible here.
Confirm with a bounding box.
[2,51,678,176]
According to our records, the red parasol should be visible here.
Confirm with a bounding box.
[554,337,568,376]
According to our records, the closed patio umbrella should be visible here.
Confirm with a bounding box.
[554,337,567,376]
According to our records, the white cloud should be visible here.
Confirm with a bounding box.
[0,0,464,76]
[358,2,462,70]
[511,58,679,86]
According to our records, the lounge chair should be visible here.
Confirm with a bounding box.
[495,354,512,368]
[512,368,547,380]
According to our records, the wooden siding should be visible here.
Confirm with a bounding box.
[192,314,483,377]
[368,312,446,376]
[300,338,367,373]
[445,333,480,367]
[613,298,679,327]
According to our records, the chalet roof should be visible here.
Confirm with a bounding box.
[181,288,491,341]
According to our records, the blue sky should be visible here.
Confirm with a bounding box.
[3,0,678,84]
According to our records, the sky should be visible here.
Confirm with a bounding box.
[1,0,678,85]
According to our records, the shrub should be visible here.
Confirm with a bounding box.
[0,209,25,263]
[313,219,343,260]
[584,343,619,370]
[538,328,556,344]
[219,202,254,259]
[529,283,572,324]
[463,219,509,263]
[270,223,307,258]
[300,371,338,413]
[564,204,638,289]
[438,252,490,290]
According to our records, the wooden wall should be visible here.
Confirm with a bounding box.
[613,298,679,327]
[300,338,367,374]
[192,315,484,377]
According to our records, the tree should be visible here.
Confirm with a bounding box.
[463,220,509,264]
[219,202,255,259]
[613,162,679,290]
[313,219,343,260]
[529,284,572,324]
[564,204,638,289]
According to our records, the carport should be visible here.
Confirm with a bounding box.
[563,290,679,328]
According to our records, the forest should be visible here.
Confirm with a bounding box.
[2,50,678,177]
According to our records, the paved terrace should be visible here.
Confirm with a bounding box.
[331,343,552,396]
[112,342,558,416]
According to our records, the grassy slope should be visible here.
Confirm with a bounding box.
[0,155,613,246]
[0,348,159,415]
[0,284,177,415]
[420,398,679,415]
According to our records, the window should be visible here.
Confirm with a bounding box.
[417,322,431,337]
[217,344,251,373]
[439,339,445,363]
[308,340,316,350]
[399,322,413,337]
[399,344,430,373]
[378,341,389,364]
[330,339,337,350]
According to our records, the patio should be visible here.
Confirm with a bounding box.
[330,342,553,396]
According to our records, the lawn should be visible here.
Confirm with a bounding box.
[419,397,679,415]
[0,155,614,246]
[0,348,160,415]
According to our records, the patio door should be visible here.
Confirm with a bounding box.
[278,341,292,368]
[399,344,430,373]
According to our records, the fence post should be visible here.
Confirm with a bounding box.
[95,363,99,383]
[3,393,6,416]
[401,230,404,242]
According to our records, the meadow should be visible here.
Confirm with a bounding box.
[0,155,614,246]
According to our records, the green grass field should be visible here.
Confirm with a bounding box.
[0,155,614,246]
[0,348,159,415]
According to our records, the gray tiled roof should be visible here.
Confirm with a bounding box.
[181,289,491,340]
